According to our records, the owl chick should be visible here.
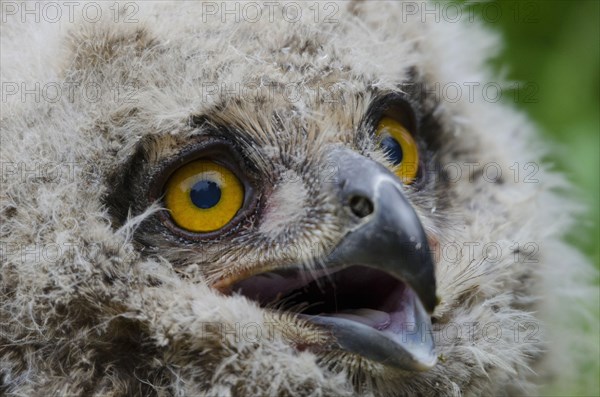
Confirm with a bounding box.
[0,1,596,396]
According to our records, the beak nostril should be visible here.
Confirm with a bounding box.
[348,195,374,218]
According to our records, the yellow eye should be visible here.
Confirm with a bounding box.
[164,160,244,232]
[375,117,419,184]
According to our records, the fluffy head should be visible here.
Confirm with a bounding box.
[1,1,596,396]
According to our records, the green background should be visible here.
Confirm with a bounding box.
[489,0,599,269]
[459,0,599,395]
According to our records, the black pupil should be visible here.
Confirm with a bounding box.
[381,136,403,165]
[190,180,221,209]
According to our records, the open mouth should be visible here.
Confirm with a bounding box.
[219,147,438,370]
[231,264,436,370]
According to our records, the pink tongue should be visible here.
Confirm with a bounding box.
[328,308,391,330]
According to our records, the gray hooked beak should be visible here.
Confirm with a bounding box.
[307,147,438,371]
[326,147,437,313]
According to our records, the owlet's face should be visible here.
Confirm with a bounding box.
[2,1,575,396]
[113,88,440,371]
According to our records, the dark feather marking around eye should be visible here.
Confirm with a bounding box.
[362,91,420,136]
[190,114,262,161]
[104,135,158,228]
[190,112,276,180]
[360,73,456,218]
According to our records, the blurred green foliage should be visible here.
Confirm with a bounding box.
[488,0,599,271]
